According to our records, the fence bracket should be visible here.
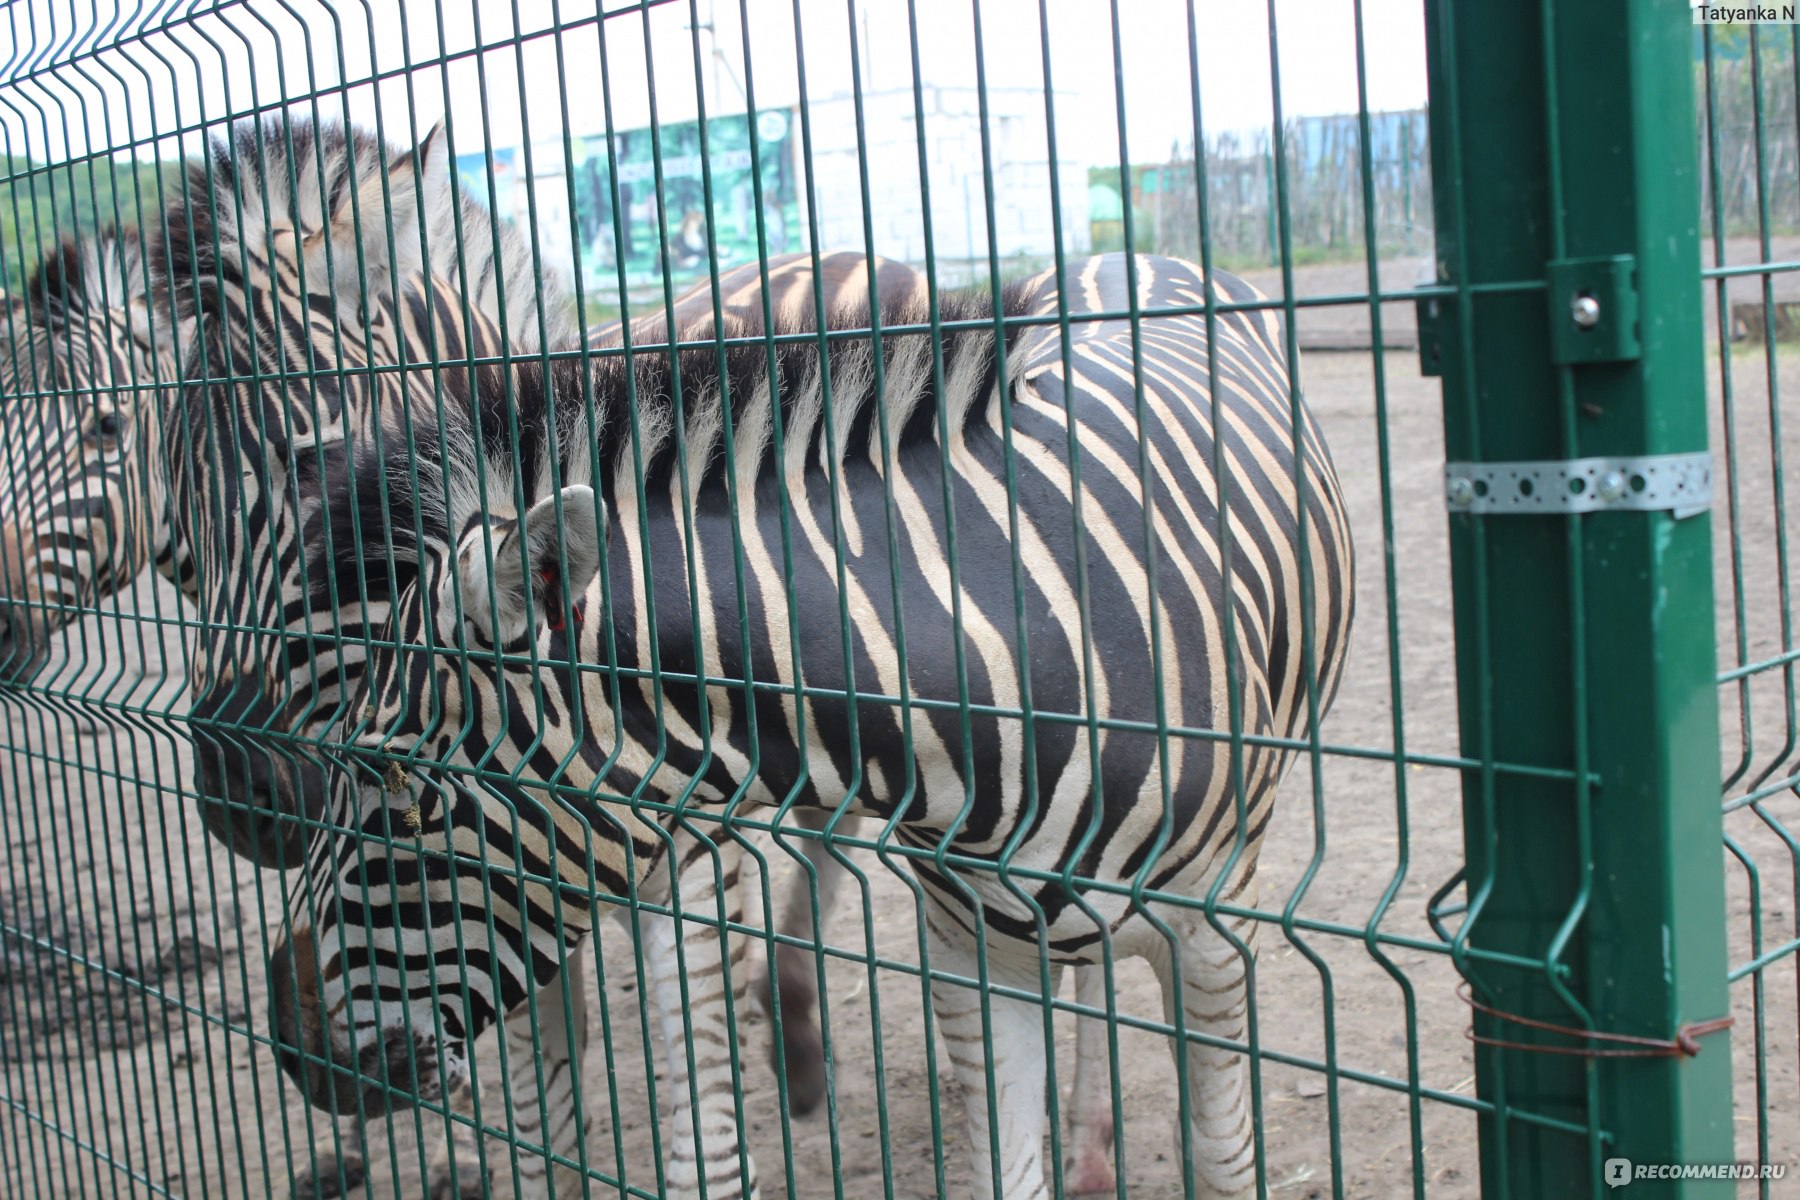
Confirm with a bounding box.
[1414,288,1447,378]
[1444,452,1712,518]
[1547,254,1640,364]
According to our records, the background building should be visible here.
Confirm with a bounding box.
[456,83,1087,312]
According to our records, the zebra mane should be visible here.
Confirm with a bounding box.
[22,227,152,328]
[27,231,119,327]
[156,115,577,358]
[328,274,1034,585]
[0,226,187,392]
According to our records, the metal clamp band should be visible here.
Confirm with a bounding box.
[1444,452,1712,519]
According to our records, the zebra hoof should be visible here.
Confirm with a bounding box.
[425,1162,490,1200]
[761,953,827,1116]
[776,1011,827,1116]
[286,1147,367,1199]
[1065,1154,1117,1196]
[1065,1115,1116,1195]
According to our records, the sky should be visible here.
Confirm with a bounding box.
[0,0,1430,171]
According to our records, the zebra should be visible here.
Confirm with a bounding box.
[167,116,579,872]
[262,244,1356,1199]
[146,116,974,1197]
[0,223,510,1198]
[0,227,188,673]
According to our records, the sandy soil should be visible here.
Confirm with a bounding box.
[0,334,1795,1199]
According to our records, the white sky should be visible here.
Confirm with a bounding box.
[0,0,1428,173]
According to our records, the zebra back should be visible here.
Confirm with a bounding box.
[583,252,930,349]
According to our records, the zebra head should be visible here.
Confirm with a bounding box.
[270,445,617,1114]
[0,229,182,677]
[156,114,573,868]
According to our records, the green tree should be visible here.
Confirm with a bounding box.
[0,155,174,294]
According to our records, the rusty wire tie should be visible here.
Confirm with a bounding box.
[1459,985,1733,1058]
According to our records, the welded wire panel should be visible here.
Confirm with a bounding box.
[7,3,1445,1197]
[0,4,1767,1200]
[1699,24,1800,1196]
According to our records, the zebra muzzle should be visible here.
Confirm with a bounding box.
[0,606,49,680]
[189,683,324,868]
[268,929,447,1116]
[0,526,50,681]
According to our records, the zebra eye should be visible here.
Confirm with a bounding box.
[92,412,123,441]
[344,742,387,787]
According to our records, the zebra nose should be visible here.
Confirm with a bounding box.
[189,685,320,868]
[268,928,443,1118]
[367,1025,444,1112]
[0,526,52,681]
[0,606,49,681]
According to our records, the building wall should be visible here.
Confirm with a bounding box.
[803,85,1090,284]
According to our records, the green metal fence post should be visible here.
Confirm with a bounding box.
[1424,2,1736,1196]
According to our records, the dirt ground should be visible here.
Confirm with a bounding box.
[0,317,1796,1197]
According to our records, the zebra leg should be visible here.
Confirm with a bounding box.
[643,834,758,1200]
[421,1076,488,1200]
[753,807,842,1116]
[503,945,590,1199]
[1062,966,1118,1195]
[925,903,1051,1200]
[1154,908,1260,1200]
[285,1115,367,1199]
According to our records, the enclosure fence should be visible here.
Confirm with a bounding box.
[0,3,1787,1200]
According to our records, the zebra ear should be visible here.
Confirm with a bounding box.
[325,121,455,308]
[377,122,455,281]
[25,238,85,329]
[471,485,603,641]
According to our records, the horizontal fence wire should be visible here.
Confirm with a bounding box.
[0,3,1774,1200]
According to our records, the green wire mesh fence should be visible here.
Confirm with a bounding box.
[0,2,1781,1198]
[1701,19,1800,1199]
